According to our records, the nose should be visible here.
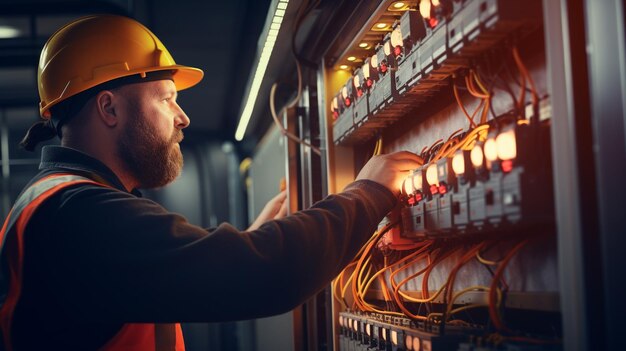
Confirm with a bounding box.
[174,101,190,129]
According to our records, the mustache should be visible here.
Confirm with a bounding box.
[171,129,184,144]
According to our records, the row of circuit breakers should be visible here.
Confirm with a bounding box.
[331,0,542,146]
[338,312,559,351]
[339,312,465,351]
[391,122,553,244]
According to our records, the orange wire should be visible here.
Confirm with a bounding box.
[350,222,395,311]
[471,71,491,124]
[453,80,478,129]
[444,244,484,307]
[512,46,539,108]
[421,247,459,300]
[465,74,490,99]
[389,245,434,293]
[390,254,432,320]
[488,239,530,332]
[378,275,391,301]
[462,71,491,124]
[334,262,357,306]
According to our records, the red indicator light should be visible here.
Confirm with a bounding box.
[380,63,388,73]
[366,79,373,87]
[408,197,415,205]
[502,159,514,173]
[429,18,439,28]
[345,98,351,107]
[416,193,422,202]
[332,111,339,120]
[430,184,438,195]
[438,185,447,194]
[394,46,402,57]
[357,88,363,97]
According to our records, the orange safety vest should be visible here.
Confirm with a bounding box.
[0,174,185,351]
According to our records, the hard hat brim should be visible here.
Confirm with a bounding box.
[167,65,205,91]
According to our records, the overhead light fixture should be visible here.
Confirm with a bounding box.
[0,26,20,39]
[235,0,290,141]
[389,1,409,11]
[374,22,389,30]
[358,42,368,48]
[339,64,349,70]
[347,56,356,61]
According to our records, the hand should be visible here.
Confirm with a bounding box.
[356,151,423,194]
[247,191,288,231]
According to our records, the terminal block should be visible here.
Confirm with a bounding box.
[339,312,467,351]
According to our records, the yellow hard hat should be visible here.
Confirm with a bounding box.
[38,14,204,118]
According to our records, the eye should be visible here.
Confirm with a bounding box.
[162,93,177,103]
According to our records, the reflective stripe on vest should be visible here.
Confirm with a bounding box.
[0,174,185,351]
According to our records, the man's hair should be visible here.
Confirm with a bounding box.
[20,70,175,151]
[19,90,93,151]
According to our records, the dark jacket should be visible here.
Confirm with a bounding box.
[8,146,396,350]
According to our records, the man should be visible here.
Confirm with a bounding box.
[0,15,422,350]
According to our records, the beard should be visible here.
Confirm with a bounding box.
[118,109,184,189]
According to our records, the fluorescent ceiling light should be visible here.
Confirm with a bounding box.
[0,26,20,38]
[235,0,289,141]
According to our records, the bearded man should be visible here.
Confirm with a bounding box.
[0,15,422,351]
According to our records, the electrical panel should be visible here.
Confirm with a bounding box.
[325,0,560,350]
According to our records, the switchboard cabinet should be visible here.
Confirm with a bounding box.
[276,0,626,350]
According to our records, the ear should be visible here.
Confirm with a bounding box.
[94,90,119,127]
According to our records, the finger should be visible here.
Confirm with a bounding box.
[274,196,288,219]
[272,190,287,203]
[386,151,423,162]
[390,158,424,171]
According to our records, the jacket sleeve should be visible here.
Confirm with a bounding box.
[46,179,397,322]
